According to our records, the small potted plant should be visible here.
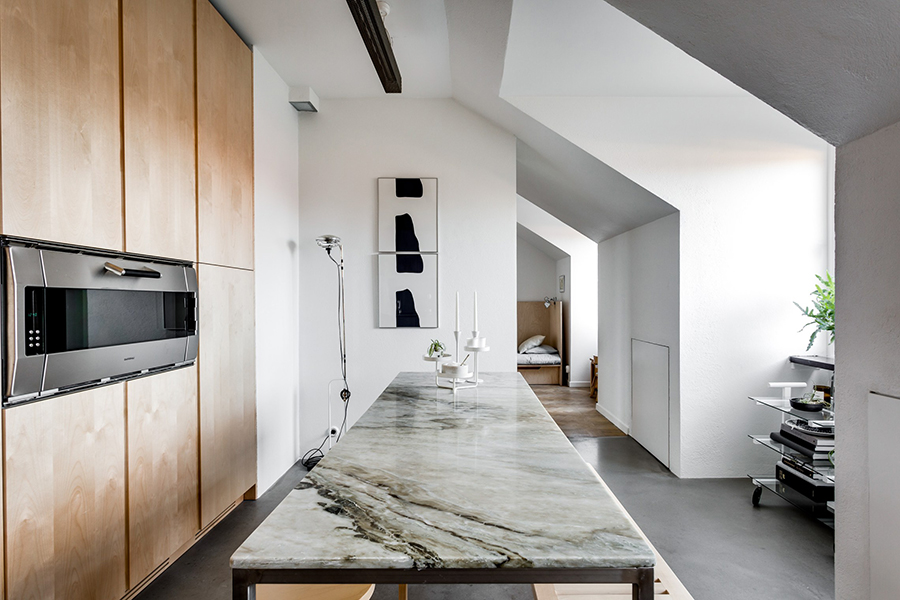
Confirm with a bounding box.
[427,339,447,357]
[795,272,835,351]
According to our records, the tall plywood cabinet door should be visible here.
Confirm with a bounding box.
[199,264,256,526]
[4,386,127,600]
[126,366,199,585]
[123,0,197,260]
[0,0,123,250]
[196,0,253,270]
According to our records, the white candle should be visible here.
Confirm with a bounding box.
[473,291,478,331]
[455,292,460,331]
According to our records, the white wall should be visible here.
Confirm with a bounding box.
[517,197,598,385]
[253,49,301,494]
[297,98,517,456]
[517,234,558,300]
[556,256,571,384]
[834,119,900,600]
[597,213,680,471]
[508,96,831,477]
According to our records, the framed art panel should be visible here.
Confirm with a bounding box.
[377,178,438,253]
[378,254,438,328]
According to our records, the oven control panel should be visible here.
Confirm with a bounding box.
[24,287,43,356]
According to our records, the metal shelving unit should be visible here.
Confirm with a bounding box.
[748,477,834,528]
[748,434,834,483]
[748,363,835,528]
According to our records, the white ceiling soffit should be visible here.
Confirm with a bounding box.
[444,0,674,243]
[502,0,747,98]
[517,139,675,242]
[210,0,452,98]
[517,223,569,261]
[600,0,900,145]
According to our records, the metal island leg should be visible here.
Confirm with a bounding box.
[633,567,654,600]
[233,569,257,600]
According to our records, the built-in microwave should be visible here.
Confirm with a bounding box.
[2,236,198,406]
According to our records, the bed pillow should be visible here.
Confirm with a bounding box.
[524,344,559,355]
[517,335,545,354]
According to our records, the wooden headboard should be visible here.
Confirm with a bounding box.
[517,301,563,355]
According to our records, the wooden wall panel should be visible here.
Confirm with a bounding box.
[198,264,256,526]
[4,385,127,600]
[0,0,123,250]
[196,0,254,270]
[517,300,563,352]
[123,0,197,261]
[126,366,199,586]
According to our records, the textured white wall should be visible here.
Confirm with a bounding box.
[517,197,597,385]
[556,256,571,384]
[597,213,680,471]
[253,49,301,494]
[516,234,558,301]
[296,98,517,457]
[508,96,831,477]
[834,120,900,600]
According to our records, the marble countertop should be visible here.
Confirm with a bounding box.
[232,372,655,571]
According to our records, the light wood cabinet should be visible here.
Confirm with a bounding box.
[122,0,197,261]
[0,0,257,596]
[126,366,199,586]
[4,385,127,600]
[198,264,256,526]
[196,0,254,270]
[0,0,123,250]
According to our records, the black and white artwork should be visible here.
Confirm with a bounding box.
[378,254,438,328]
[378,178,438,253]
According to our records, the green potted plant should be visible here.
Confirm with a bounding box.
[794,272,835,351]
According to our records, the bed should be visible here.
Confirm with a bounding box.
[517,300,564,385]
[517,353,563,366]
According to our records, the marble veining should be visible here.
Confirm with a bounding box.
[232,372,655,571]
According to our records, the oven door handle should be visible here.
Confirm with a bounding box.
[104,262,162,279]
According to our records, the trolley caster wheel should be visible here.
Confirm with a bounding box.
[752,485,763,507]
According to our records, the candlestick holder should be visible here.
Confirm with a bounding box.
[465,330,490,383]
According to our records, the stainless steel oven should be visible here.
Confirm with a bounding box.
[2,236,198,405]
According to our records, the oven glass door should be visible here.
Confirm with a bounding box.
[27,286,196,355]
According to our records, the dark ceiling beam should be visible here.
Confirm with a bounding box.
[345,0,402,93]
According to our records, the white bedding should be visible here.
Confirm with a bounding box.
[517,353,562,366]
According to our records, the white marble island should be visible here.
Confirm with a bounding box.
[232,372,655,599]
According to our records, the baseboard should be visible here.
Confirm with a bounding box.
[569,380,590,388]
[595,403,630,434]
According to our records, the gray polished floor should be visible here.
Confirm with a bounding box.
[136,438,834,600]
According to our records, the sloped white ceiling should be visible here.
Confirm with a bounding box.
[210,0,451,97]
[602,0,900,145]
[517,223,568,261]
[503,0,746,98]
[444,0,675,243]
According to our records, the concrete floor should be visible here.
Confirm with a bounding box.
[136,427,834,600]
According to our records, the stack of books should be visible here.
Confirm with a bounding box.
[769,422,834,461]
[776,459,834,502]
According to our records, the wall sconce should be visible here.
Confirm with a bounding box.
[544,296,558,308]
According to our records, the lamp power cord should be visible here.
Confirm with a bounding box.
[302,244,351,471]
